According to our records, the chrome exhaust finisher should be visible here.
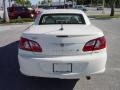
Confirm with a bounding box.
[86,76,91,80]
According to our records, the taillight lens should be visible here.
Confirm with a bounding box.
[83,36,106,52]
[19,37,42,52]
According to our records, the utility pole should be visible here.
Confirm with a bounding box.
[8,0,11,7]
[72,0,74,8]
[3,0,10,22]
[64,0,65,8]
[59,0,60,6]
[76,0,77,5]
[91,0,92,6]
[102,0,105,14]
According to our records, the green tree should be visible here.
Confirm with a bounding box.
[41,0,48,4]
[106,0,117,16]
[16,0,25,6]
[38,1,41,5]
[115,0,120,8]
[16,0,31,6]
[25,0,31,6]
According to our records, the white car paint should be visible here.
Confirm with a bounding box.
[18,9,107,79]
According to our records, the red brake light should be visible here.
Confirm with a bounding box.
[83,36,106,52]
[19,37,42,52]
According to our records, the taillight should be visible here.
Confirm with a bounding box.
[19,37,42,52]
[83,36,106,52]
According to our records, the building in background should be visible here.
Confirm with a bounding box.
[38,1,76,9]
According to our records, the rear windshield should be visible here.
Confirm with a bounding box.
[39,14,85,25]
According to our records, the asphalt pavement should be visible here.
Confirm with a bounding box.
[0,23,33,47]
[74,19,120,90]
[0,19,120,90]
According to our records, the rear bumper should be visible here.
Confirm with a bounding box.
[18,52,107,79]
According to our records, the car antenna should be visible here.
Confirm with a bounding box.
[59,24,64,31]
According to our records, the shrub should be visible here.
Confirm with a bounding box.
[0,18,34,24]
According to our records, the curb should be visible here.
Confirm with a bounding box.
[89,17,120,20]
[0,22,34,26]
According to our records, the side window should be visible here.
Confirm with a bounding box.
[23,7,29,11]
[8,7,14,12]
[8,8,12,12]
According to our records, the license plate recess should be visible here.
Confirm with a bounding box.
[53,63,72,73]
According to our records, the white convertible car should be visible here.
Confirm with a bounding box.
[18,9,107,79]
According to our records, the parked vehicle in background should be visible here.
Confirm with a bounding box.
[38,8,45,14]
[74,5,88,11]
[85,4,92,7]
[28,7,40,19]
[8,6,38,19]
[18,9,107,79]
[97,6,104,10]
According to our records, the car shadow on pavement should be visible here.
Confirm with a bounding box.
[0,41,78,90]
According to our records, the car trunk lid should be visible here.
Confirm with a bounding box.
[22,25,103,56]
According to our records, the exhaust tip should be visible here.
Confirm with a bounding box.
[86,76,91,80]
